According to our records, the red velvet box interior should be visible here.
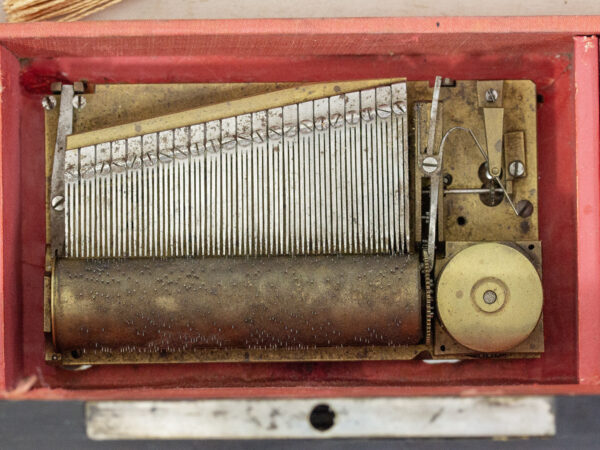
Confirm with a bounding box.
[0,18,597,399]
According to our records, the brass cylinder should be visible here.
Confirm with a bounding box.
[51,256,421,354]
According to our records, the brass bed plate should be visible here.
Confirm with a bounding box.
[44,80,542,365]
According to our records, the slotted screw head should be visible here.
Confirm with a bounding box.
[422,156,439,173]
[42,96,57,110]
[72,95,86,109]
[51,195,65,211]
[485,88,498,103]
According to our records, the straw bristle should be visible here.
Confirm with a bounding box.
[4,0,123,22]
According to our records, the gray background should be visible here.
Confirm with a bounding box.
[0,396,598,449]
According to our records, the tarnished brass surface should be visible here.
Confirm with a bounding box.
[51,256,422,360]
[410,80,539,243]
[433,319,544,359]
[55,344,428,366]
[72,82,299,135]
[66,78,405,149]
[44,80,544,365]
[436,243,543,353]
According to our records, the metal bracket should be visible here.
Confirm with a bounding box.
[423,76,443,262]
[49,85,74,257]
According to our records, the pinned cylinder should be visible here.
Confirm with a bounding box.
[51,256,422,357]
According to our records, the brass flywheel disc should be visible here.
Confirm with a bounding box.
[436,243,543,353]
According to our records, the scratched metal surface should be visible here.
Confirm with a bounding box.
[52,255,421,363]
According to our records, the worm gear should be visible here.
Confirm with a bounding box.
[423,250,434,346]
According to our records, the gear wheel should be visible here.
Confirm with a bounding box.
[423,251,434,346]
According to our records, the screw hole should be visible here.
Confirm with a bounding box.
[70,349,82,359]
[528,244,535,250]
[443,173,453,186]
[457,216,467,226]
[309,404,335,432]
[440,345,446,352]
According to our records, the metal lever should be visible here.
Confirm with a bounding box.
[421,78,519,265]
[423,76,443,262]
[49,85,74,257]
[437,126,519,216]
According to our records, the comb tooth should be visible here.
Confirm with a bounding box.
[215,130,222,256]
[283,107,292,255]
[151,145,158,257]
[365,98,375,253]
[93,145,98,258]
[401,111,408,253]
[71,164,77,257]
[388,88,398,254]
[267,107,282,255]
[376,87,390,254]
[129,137,143,257]
[281,104,296,256]
[385,102,393,254]
[97,166,103,257]
[96,142,110,257]
[310,107,318,255]
[206,119,220,256]
[359,90,374,254]
[111,140,124,257]
[62,83,410,259]
[141,134,151,257]
[330,94,344,254]
[240,127,247,256]
[236,116,245,256]
[64,178,70,257]
[191,124,205,256]
[189,144,196,256]
[157,131,174,257]
[298,101,315,254]
[251,118,259,256]
[314,98,329,253]
[227,121,235,257]
[252,110,267,255]
[221,118,233,256]
[169,133,177,257]
[278,114,285,256]
[297,104,308,254]
[376,86,391,254]
[158,132,171,258]
[391,82,410,253]
[189,126,198,256]
[371,95,380,254]
[346,91,360,254]
[236,115,249,255]
[174,127,189,257]
[388,86,400,253]
[206,131,212,256]
[79,145,94,257]
[137,157,144,258]
[266,109,276,255]
[64,146,79,257]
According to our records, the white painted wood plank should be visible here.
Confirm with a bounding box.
[86,396,555,440]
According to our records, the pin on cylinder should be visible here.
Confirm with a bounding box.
[51,256,422,358]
